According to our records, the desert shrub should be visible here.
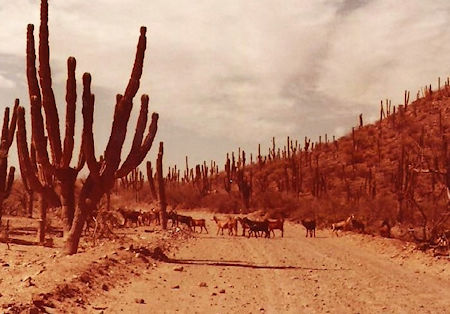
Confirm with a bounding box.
[166,184,202,209]
[355,163,370,178]
[203,192,241,214]
[406,120,422,138]
[357,131,373,150]
[352,150,365,164]
[3,182,28,216]
[367,126,377,137]
[252,190,284,210]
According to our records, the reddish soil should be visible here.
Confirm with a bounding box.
[0,214,191,313]
[1,211,448,313]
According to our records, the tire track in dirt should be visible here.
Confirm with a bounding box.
[304,234,449,313]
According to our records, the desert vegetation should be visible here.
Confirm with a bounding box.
[0,1,449,312]
[156,86,450,249]
[2,0,448,254]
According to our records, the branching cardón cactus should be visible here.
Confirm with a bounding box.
[17,0,159,254]
[0,100,18,223]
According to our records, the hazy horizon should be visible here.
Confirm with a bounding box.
[1,0,450,173]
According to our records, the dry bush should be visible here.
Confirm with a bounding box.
[357,131,373,151]
[3,182,27,216]
[165,184,202,209]
[203,192,241,214]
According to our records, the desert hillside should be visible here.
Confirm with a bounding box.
[155,85,450,244]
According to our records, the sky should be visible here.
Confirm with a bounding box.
[1,0,450,173]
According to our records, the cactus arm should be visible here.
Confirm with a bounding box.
[117,111,159,179]
[38,0,62,165]
[7,100,19,148]
[0,109,9,194]
[116,96,158,178]
[102,27,147,180]
[16,107,45,193]
[26,24,42,103]
[4,167,15,197]
[19,153,31,193]
[124,27,147,98]
[115,94,148,178]
[1,107,9,151]
[75,150,85,172]
[0,102,18,195]
[137,112,159,163]
[81,73,99,178]
[62,57,77,168]
[30,96,52,172]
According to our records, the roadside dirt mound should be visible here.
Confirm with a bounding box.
[0,223,194,313]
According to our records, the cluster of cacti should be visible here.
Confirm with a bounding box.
[404,90,410,110]
[0,100,18,222]
[179,156,219,185]
[120,167,145,202]
[236,167,252,210]
[379,98,398,123]
[212,134,334,207]
[16,0,158,254]
[224,154,232,193]
[192,162,209,196]
[167,165,180,182]
[183,156,190,183]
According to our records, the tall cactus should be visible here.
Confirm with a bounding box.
[146,161,158,200]
[156,142,167,229]
[236,168,252,210]
[17,0,159,254]
[224,154,231,193]
[0,100,18,223]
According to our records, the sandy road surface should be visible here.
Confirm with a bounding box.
[91,213,450,314]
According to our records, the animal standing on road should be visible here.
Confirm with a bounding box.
[228,217,238,236]
[243,217,270,238]
[213,216,231,236]
[301,219,316,237]
[167,211,193,230]
[118,208,141,227]
[192,218,208,233]
[237,217,249,236]
[268,218,285,237]
[331,216,352,236]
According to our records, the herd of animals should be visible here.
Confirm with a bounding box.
[113,207,373,239]
[93,207,449,252]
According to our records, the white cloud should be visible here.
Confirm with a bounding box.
[0,73,16,89]
[334,126,347,138]
[317,0,450,108]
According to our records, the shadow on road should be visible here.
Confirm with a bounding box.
[166,258,349,271]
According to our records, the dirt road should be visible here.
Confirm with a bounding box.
[90,214,450,314]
